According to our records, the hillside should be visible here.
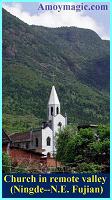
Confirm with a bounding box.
[2,9,110,133]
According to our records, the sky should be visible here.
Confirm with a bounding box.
[2,2,110,40]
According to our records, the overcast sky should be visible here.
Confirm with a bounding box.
[2,2,110,40]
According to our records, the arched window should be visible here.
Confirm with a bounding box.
[58,122,62,129]
[57,107,59,114]
[26,143,29,149]
[36,138,38,147]
[51,107,53,116]
[47,152,51,157]
[47,137,51,146]
[17,143,20,148]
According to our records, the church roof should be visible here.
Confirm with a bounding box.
[48,86,60,105]
[10,131,32,142]
[10,129,41,143]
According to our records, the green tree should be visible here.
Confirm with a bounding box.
[56,125,110,172]
[2,152,12,173]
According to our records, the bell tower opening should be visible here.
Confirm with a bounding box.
[57,107,59,114]
[48,86,60,121]
[51,107,53,116]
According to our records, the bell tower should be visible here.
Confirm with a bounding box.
[48,86,60,121]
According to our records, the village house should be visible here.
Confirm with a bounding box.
[2,129,61,171]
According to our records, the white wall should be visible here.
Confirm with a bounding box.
[52,114,66,152]
[41,114,66,157]
[42,127,53,156]
[53,114,65,134]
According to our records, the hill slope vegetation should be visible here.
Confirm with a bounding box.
[2,9,110,133]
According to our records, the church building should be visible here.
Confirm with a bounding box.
[10,86,67,157]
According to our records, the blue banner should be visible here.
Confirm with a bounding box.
[2,173,110,198]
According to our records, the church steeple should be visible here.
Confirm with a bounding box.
[48,86,60,120]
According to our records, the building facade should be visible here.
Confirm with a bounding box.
[10,86,67,157]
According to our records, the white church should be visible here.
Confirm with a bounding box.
[10,86,67,157]
[41,85,67,156]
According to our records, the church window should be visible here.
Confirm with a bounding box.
[17,143,20,148]
[36,138,38,147]
[51,107,53,116]
[58,122,62,129]
[57,107,59,114]
[47,152,51,157]
[47,137,51,146]
[26,143,29,149]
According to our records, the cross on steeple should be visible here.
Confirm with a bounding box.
[51,72,56,84]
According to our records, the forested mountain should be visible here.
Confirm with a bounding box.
[2,9,110,133]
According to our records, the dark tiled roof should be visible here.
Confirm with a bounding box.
[2,129,11,144]
[42,120,52,129]
[77,124,98,130]
[10,130,41,143]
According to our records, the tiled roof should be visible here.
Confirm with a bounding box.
[10,130,40,143]
[77,124,98,130]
